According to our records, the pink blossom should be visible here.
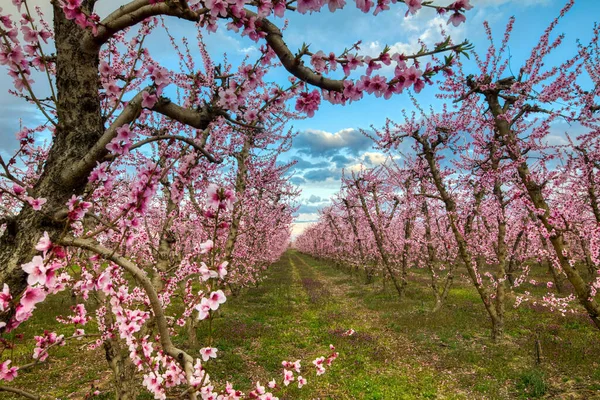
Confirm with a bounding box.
[195,298,211,320]
[297,375,307,388]
[217,261,228,279]
[200,347,218,361]
[283,369,294,386]
[22,256,47,286]
[115,125,133,141]
[206,184,221,209]
[295,90,321,117]
[207,290,226,310]
[12,183,25,195]
[0,284,11,312]
[447,11,466,26]
[35,232,52,253]
[18,286,46,316]
[0,360,18,381]
[326,0,345,12]
[405,0,422,15]
[199,262,218,281]
[199,239,214,254]
[25,196,47,210]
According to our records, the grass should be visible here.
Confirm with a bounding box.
[3,250,600,399]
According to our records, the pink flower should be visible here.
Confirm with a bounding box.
[405,0,422,15]
[200,347,218,362]
[102,80,120,97]
[18,286,46,318]
[199,262,218,281]
[295,90,321,117]
[450,0,473,10]
[199,239,214,254]
[142,91,158,108]
[297,375,307,388]
[283,369,294,386]
[115,125,133,141]
[268,379,277,388]
[447,11,466,26]
[207,290,226,310]
[195,298,211,320]
[99,61,111,76]
[217,261,228,279]
[0,360,18,381]
[326,0,345,12]
[206,184,221,209]
[12,184,25,195]
[149,66,170,87]
[0,284,11,312]
[35,232,52,253]
[25,196,47,210]
[22,256,47,286]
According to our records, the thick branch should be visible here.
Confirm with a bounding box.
[247,10,344,92]
[85,0,206,49]
[59,237,198,398]
[60,91,145,186]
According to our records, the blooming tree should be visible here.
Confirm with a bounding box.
[297,2,600,339]
[0,0,477,396]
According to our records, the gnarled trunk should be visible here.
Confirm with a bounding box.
[0,5,102,325]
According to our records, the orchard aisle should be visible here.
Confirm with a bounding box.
[206,250,472,400]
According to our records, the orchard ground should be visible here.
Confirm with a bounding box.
[4,251,600,399]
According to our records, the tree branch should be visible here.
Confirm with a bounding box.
[58,237,198,398]
[85,0,207,50]
[0,386,39,400]
[107,134,221,163]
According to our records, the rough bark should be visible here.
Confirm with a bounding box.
[0,6,103,324]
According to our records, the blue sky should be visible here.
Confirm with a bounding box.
[0,0,598,236]
[278,0,600,236]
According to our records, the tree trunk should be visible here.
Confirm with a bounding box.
[486,90,600,330]
[0,6,103,325]
[104,337,139,400]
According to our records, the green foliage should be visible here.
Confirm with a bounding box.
[516,369,547,398]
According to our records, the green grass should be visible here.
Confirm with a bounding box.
[4,251,600,399]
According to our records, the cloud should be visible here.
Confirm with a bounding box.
[303,168,341,182]
[362,151,388,166]
[307,195,324,203]
[289,157,331,171]
[290,176,307,185]
[294,128,374,157]
[330,154,353,168]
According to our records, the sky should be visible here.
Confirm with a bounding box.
[0,0,599,238]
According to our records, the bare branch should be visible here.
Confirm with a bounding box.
[0,386,39,400]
